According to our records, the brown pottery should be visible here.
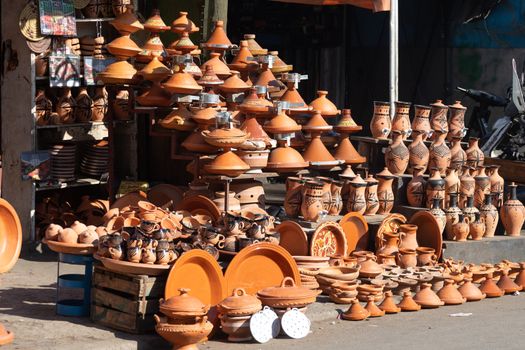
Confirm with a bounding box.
[341,299,370,321]
[469,214,485,240]
[437,279,465,305]
[376,167,397,214]
[426,168,445,209]
[398,224,419,250]
[452,215,470,241]
[397,290,421,311]
[365,296,385,317]
[284,177,304,218]
[364,175,379,215]
[379,291,401,313]
[300,180,324,222]
[428,131,451,174]
[413,282,444,308]
[385,130,409,175]
[444,167,460,207]
[406,166,427,207]
[447,100,467,141]
[411,105,432,140]
[450,136,467,170]
[459,166,475,209]
[408,131,429,173]
[466,137,484,168]
[347,174,367,215]
[479,193,499,237]
[445,193,463,240]
[496,269,522,294]
[391,101,412,139]
[500,182,525,237]
[474,166,490,208]
[370,101,391,139]
[458,277,485,301]
[396,248,417,269]
[487,165,505,207]
[429,197,446,235]
[430,99,449,135]
[416,247,438,266]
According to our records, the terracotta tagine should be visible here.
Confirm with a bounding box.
[408,131,429,173]
[430,99,449,136]
[218,288,262,317]
[412,105,432,140]
[397,290,421,312]
[266,139,308,174]
[242,33,267,56]
[479,273,504,297]
[155,315,213,350]
[450,136,467,170]
[444,167,461,207]
[159,288,209,321]
[201,52,231,79]
[457,277,485,301]
[240,87,273,116]
[398,224,418,250]
[364,175,380,215]
[346,174,367,215]
[426,168,445,209]
[479,193,499,238]
[341,299,370,321]
[459,166,475,209]
[474,166,490,208]
[365,296,385,317]
[160,104,196,131]
[429,197,446,235]
[358,254,384,278]
[406,166,427,207]
[437,279,465,305]
[309,90,339,117]
[302,112,340,168]
[202,20,232,53]
[391,101,412,139]
[487,165,504,207]
[300,180,324,222]
[163,56,203,95]
[284,177,304,217]
[228,40,257,73]
[378,291,401,313]
[256,277,320,308]
[428,131,451,174]
[269,50,293,73]
[333,109,366,164]
[445,194,463,240]
[385,130,409,175]
[447,100,467,141]
[370,101,391,139]
[514,262,525,289]
[413,282,444,308]
[376,167,397,214]
[496,269,522,294]
[466,137,484,168]
[136,9,170,62]
[500,182,525,237]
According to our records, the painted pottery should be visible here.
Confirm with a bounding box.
[416,247,437,266]
[317,177,333,213]
[406,166,426,207]
[488,165,504,207]
[347,174,367,215]
[428,131,451,174]
[397,290,421,311]
[447,100,467,141]
[413,282,444,308]
[479,193,499,237]
[466,137,484,168]
[301,180,324,222]
[329,180,344,215]
[376,167,396,214]
[284,177,304,218]
[35,90,52,126]
[463,196,480,227]
[379,291,401,313]
[469,213,485,240]
[391,101,412,139]
[385,130,409,175]
[425,168,445,209]
[411,105,432,140]
[429,197,446,234]
[370,101,391,139]
[398,224,418,250]
[445,194,462,240]
[500,182,525,237]
[437,279,465,305]
[474,166,490,208]
[91,86,108,122]
[74,87,93,122]
[364,175,379,215]
[452,215,470,241]
[408,131,429,173]
[444,167,460,207]
[459,166,475,209]
[450,136,467,170]
[341,299,370,321]
[430,99,448,135]
[56,88,76,124]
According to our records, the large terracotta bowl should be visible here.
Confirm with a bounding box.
[0,198,22,273]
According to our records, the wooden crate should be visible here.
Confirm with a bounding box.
[90,265,167,334]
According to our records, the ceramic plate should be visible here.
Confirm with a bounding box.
[310,221,348,257]
[175,195,221,224]
[96,254,170,275]
[111,191,148,210]
[281,308,311,339]
[409,211,443,259]
[276,221,308,256]
[148,184,185,209]
[224,242,301,295]
[339,212,369,253]
[43,239,96,255]
[0,198,22,273]
[375,213,407,251]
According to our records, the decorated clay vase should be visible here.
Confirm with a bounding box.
[347,174,367,215]
[317,177,333,213]
[75,87,93,122]
[398,224,418,250]
[474,166,490,208]
[447,100,467,141]
[459,166,475,209]
[408,131,429,173]
[329,180,344,215]
[500,182,525,237]
[453,215,470,241]
[445,193,462,240]
[406,166,426,207]
[376,167,396,214]
[480,193,499,238]
[56,88,76,124]
[426,168,445,209]
[463,196,480,225]
[430,99,449,135]
[301,180,324,222]
[364,175,379,215]
[428,131,451,174]
[385,130,409,175]
[488,165,504,207]
[35,90,52,125]
[391,101,412,139]
[92,86,108,122]
[469,214,485,240]
[283,177,303,217]
[466,137,484,168]
[450,136,467,170]
[412,105,432,140]
[429,197,446,235]
[370,101,391,139]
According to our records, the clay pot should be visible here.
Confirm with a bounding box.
[450,137,467,170]
[220,314,252,342]
[488,165,504,207]
[377,232,400,256]
[408,131,429,173]
[428,131,451,174]
[230,181,266,209]
[45,224,63,241]
[365,296,385,317]
[358,254,384,278]
[385,131,409,175]
[379,290,401,313]
[58,228,78,244]
[412,105,432,140]
[396,248,417,269]
[284,177,304,218]
[416,247,437,266]
[341,299,370,321]
[56,88,76,124]
[154,317,213,350]
[445,194,462,240]
[466,137,484,168]
[391,101,412,139]
[444,167,460,207]
[329,180,344,215]
[309,90,339,117]
[406,166,426,207]
[398,224,419,250]
[376,167,396,214]
[377,253,397,266]
[113,90,130,120]
[437,279,465,305]
[500,182,525,237]
[463,196,480,226]
[479,193,499,238]
[300,180,324,222]
[413,282,444,308]
[459,166,475,209]
[453,215,470,241]
[364,175,379,215]
[430,99,449,135]
[474,166,490,208]
[91,86,108,122]
[213,191,241,212]
[397,290,421,311]
[347,174,367,215]
[514,262,525,289]
[218,288,262,317]
[317,177,333,213]
[426,168,445,209]
[447,100,467,141]
[469,214,485,240]
[256,277,319,308]
[479,274,504,297]
[370,101,391,139]
[35,90,52,125]
[429,197,446,235]
[457,277,485,301]
[74,87,93,122]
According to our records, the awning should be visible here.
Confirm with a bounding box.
[271,0,390,12]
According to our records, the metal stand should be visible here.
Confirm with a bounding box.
[56,253,93,317]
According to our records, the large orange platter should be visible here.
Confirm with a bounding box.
[175,195,221,223]
[339,212,369,253]
[95,254,171,276]
[43,239,96,255]
[224,242,301,295]
[375,213,407,251]
[276,220,308,256]
[310,221,348,257]
[409,211,443,259]
[0,198,22,273]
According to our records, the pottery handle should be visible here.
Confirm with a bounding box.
[201,130,211,137]
[431,254,438,263]
[464,217,470,225]
[332,259,343,267]
[233,288,246,297]
[281,276,296,288]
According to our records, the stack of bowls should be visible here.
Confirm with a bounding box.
[50,144,77,181]
[356,284,384,302]
[293,256,329,291]
[298,267,321,290]
[315,266,360,297]
[80,141,109,177]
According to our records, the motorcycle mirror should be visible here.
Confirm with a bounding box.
[511,58,525,114]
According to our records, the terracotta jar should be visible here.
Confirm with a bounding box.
[463,196,480,225]
[416,247,438,266]
[474,166,490,208]
[347,174,367,215]
[406,166,426,207]
[488,165,504,207]
[469,213,485,240]
[301,180,324,222]
[316,177,333,214]
[364,175,379,215]
[447,100,467,141]
[377,253,397,266]
[428,131,451,174]
[75,87,93,122]
[413,282,443,308]
[92,86,108,122]
[450,136,467,170]
[408,131,429,173]
[500,182,525,237]
[437,279,465,305]
[56,88,76,124]
[396,248,417,268]
[398,224,419,250]
[329,180,344,215]
[218,288,262,317]
[458,277,485,301]
[429,197,446,235]
[370,101,391,139]
[35,90,52,126]
[445,194,462,240]
[466,137,484,168]
[391,101,412,139]
[452,215,470,241]
[459,166,475,209]
[426,168,445,209]
[411,105,432,140]
[480,194,499,238]
[284,177,304,217]
[430,99,449,135]
[377,232,400,256]
[444,167,460,208]
[385,130,409,175]
[376,167,397,214]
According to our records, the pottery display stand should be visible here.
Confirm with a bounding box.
[56,253,93,317]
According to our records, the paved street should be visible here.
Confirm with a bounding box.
[1,251,524,350]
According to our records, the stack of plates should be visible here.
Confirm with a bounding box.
[50,144,77,181]
[80,141,109,177]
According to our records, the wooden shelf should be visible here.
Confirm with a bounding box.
[76,18,115,23]
[36,177,107,192]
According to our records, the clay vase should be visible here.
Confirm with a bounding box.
[479,274,504,298]
[113,89,131,120]
[488,165,504,207]
[408,131,429,173]
[56,88,76,124]
[412,105,432,140]
[347,174,367,215]
[444,167,460,208]
[459,166,475,209]
[428,131,451,174]
[500,182,525,237]
[429,197,446,235]
[474,166,490,208]
[480,193,499,238]
[391,101,412,139]
[92,86,108,122]
[413,282,444,308]
[462,196,480,226]
[35,90,52,126]
[379,291,401,313]
[416,247,438,266]
[466,137,484,168]
[317,177,333,213]
[437,279,465,305]
[300,180,324,222]
[425,168,445,209]
[376,167,396,214]
[469,214,485,241]
[450,137,467,170]
[445,193,462,240]
[406,166,427,207]
[452,215,470,242]
[385,131,409,175]
[430,99,449,135]
[397,290,421,312]
[396,248,417,269]
[329,180,344,215]
[364,175,379,215]
[365,296,385,317]
[341,299,370,321]
[370,101,391,139]
[458,277,485,301]
[514,262,525,289]
[377,232,400,256]
[496,269,522,294]
[285,176,306,217]
[447,100,467,141]
[398,224,419,250]
[74,87,93,122]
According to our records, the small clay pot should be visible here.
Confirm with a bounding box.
[416,247,437,266]
[385,131,409,175]
[452,215,470,241]
[58,228,78,244]
[500,182,525,237]
[396,248,417,269]
[370,101,391,139]
[469,214,485,240]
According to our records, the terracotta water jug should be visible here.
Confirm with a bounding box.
[463,196,480,225]
[466,137,484,168]
[397,248,417,268]
[398,224,419,250]
[488,165,504,207]
[377,232,400,256]
[347,174,367,215]
[416,247,438,266]
[406,166,426,207]
[500,182,525,236]
[445,194,462,240]
[429,197,446,235]
[444,167,460,207]
[370,101,391,139]
[385,130,409,175]
[450,136,467,170]
[329,180,344,215]
[428,131,451,174]
[453,215,470,241]
[317,177,333,213]
[447,100,467,141]
[426,168,445,208]
[411,105,432,140]
[284,177,304,218]
[469,213,485,240]
[430,99,449,136]
[408,131,429,173]
[57,88,76,124]
[376,167,396,214]
[75,87,93,122]
[301,180,324,222]
[480,193,499,238]
[474,166,490,208]
[364,175,379,215]
[391,101,412,139]
[459,166,475,209]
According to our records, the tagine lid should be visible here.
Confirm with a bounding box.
[171,32,198,52]
[163,70,202,94]
[201,52,231,78]
[269,51,293,73]
[280,87,308,109]
[350,173,367,187]
[267,144,308,170]
[257,277,318,300]
[218,288,262,314]
[365,174,379,185]
[160,288,208,315]
[97,61,138,83]
[243,34,268,55]
[106,35,142,56]
[220,71,250,93]
[143,9,170,32]
[198,65,224,86]
[206,151,250,170]
[228,40,257,71]
[238,88,272,114]
[190,107,220,125]
[171,11,199,34]
[240,117,272,143]
[449,100,467,110]
[203,126,247,139]
[376,167,397,179]
[264,111,302,134]
[308,90,339,116]
[110,5,144,34]
[302,111,332,132]
[335,109,362,132]
[202,20,232,48]
[137,54,171,81]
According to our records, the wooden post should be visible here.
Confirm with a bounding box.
[202,0,229,42]
[1,0,34,241]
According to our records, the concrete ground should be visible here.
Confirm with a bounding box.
[1,250,524,350]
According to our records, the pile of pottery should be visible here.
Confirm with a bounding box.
[154,288,213,350]
[315,266,360,303]
[80,141,109,178]
[217,288,262,342]
[44,220,100,246]
[79,36,106,58]
[293,256,330,290]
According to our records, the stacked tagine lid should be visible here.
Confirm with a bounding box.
[333,109,366,164]
[136,53,172,107]
[217,288,262,342]
[302,110,342,169]
[137,9,170,62]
